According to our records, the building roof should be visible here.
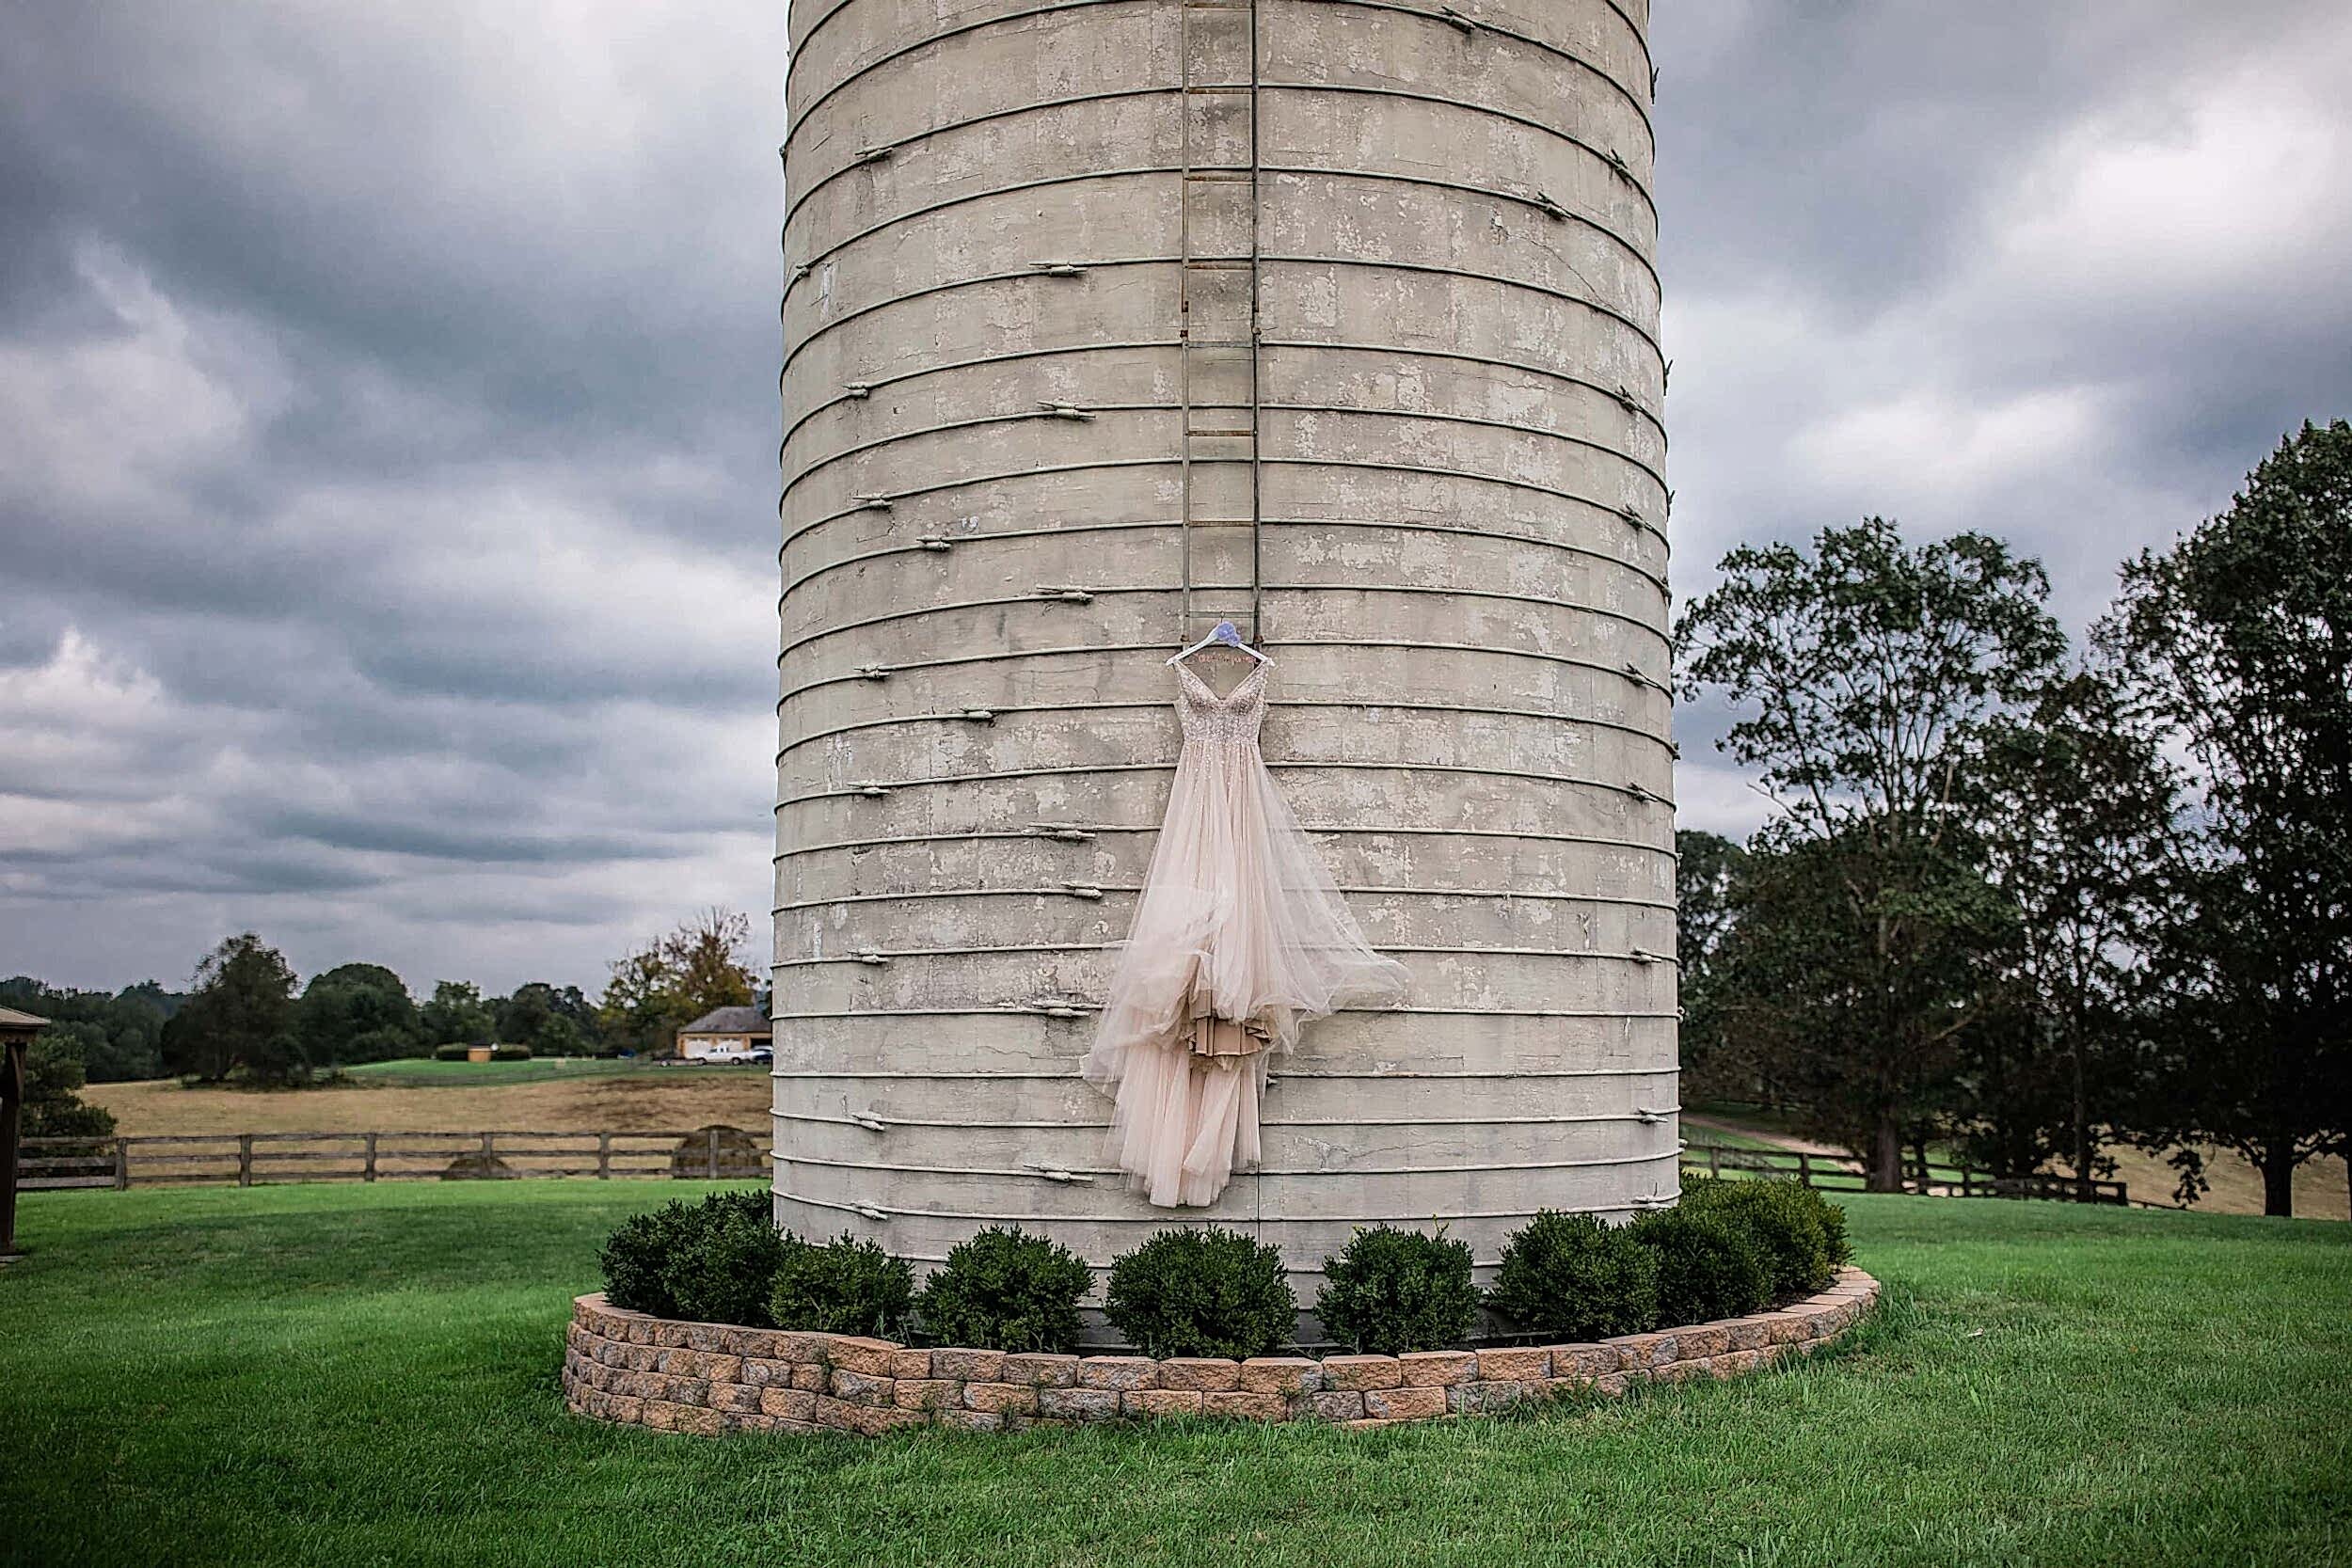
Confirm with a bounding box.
[678,1006,771,1037]
[0,1006,51,1031]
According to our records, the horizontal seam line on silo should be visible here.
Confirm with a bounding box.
[783,342,1182,450]
[771,886,1675,911]
[783,0,1656,156]
[777,1150,1680,1180]
[771,1193,1672,1227]
[774,762,1674,808]
[765,1006,1680,1020]
[770,1068,1681,1081]
[777,591,1671,661]
[1259,341,1665,446]
[773,639,1679,702]
[1255,81,1660,225]
[770,700,1671,762]
[779,517,1669,600]
[782,87,1181,229]
[786,239,1661,370]
[1252,184,1660,304]
[771,826,1677,862]
[775,1109,1680,1130]
[771,945,1676,966]
[786,0,1158,132]
[783,458,1671,554]
[779,260,1171,381]
[1305,0,1658,149]
[781,400,1671,505]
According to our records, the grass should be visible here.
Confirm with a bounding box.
[341,1056,710,1087]
[2,1185,2346,1567]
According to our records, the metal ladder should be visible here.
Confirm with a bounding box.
[1176,0,1263,641]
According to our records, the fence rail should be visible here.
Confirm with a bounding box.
[1681,1140,2129,1205]
[16,1129,769,1190]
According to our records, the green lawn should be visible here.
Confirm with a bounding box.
[2,1184,2345,1567]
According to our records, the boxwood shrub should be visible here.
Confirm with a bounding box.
[1105,1227,1296,1360]
[596,1189,789,1323]
[1486,1211,1660,1340]
[770,1232,914,1338]
[1314,1225,1478,1355]
[913,1227,1092,1354]
[1679,1178,1847,1300]
[1631,1205,1773,1325]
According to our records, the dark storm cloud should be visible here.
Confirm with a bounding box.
[3,2,2347,987]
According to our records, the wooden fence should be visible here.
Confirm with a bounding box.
[16,1129,769,1190]
[1681,1140,2129,1205]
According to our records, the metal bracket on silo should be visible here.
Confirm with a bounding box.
[1032,261,1088,277]
[848,1112,889,1132]
[1027,822,1096,842]
[852,664,891,681]
[842,381,873,399]
[852,782,893,799]
[852,143,895,166]
[850,951,892,966]
[851,493,894,511]
[1033,586,1096,605]
[1533,190,1568,221]
[1037,400,1094,420]
[914,534,951,551]
[1057,882,1105,901]
[1438,5,1480,33]
[1634,1107,1670,1125]
[958,708,996,723]
[1025,1164,1094,1184]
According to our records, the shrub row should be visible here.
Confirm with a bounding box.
[596,1180,1851,1356]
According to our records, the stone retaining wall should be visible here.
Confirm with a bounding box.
[561,1268,1879,1437]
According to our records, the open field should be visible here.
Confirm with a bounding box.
[81,1062,772,1136]
[1691,1102,2349,1222]
[341,1056,654,1086]
[2,1184,2345,1566]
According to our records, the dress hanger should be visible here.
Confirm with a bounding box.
[1168,619,1272,666]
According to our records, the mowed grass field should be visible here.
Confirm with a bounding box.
[1,1184,2345,1567]
[81,1059,773,1135]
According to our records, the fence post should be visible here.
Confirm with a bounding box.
[707,1127,720,1180]
[1707,1145,1721,1178]
[1796,1150,1812,1187]
[237,1133,254,1187]
[596,1132,612,1180]
[114,1137,129,1190]
[363,1132,378,1182]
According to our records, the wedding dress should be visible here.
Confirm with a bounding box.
[1081,657,1409,1206]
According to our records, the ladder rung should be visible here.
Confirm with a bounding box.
[1183,86,1254,95]
[1189,430,1254,439]
[1184,172,1256,183]
[1183,337,1255,347]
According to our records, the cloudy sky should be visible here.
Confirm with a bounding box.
[4,2,2348,996]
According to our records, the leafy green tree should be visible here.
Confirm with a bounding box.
[0,977,173,1082]
[420,980,496,1048]
[160,934,303,1085]
[1962,666,2183,1182]
[22,1037,118,1139]
[1675,519,2065,1188]
[295,963,421,1066]
[495,982,598,1054]
[2101,420,2352,1215]
[597,909,758,1055]
[1674,830,1749,1100]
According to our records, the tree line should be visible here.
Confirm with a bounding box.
[5,907,766,1122]
[1676,421,2350,1217]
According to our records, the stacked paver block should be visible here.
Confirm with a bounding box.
[563,1268,1880,1436]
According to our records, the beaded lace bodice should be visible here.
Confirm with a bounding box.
[1174,659,1268,745]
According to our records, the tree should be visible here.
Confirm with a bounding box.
[596,909,759,1055]
[295,963,421,1066]
[420,981,496,1048]
[0,977,174,1082]
[1675,520,2066,1188]
[495,982,599,1055]
[2101,420,2352,1215]
[22,1037,118,1139]
[1961,667,2183,1182]
[1674,830,1748,1099]
[161,934,303,1085]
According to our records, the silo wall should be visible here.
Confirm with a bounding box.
[775,0,1675,1291]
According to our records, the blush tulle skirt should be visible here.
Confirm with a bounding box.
[1081,733,1408,1206]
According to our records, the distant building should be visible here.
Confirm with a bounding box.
[675,1006,771,1061]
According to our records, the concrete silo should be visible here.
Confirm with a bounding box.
[774,0,1674,1293]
